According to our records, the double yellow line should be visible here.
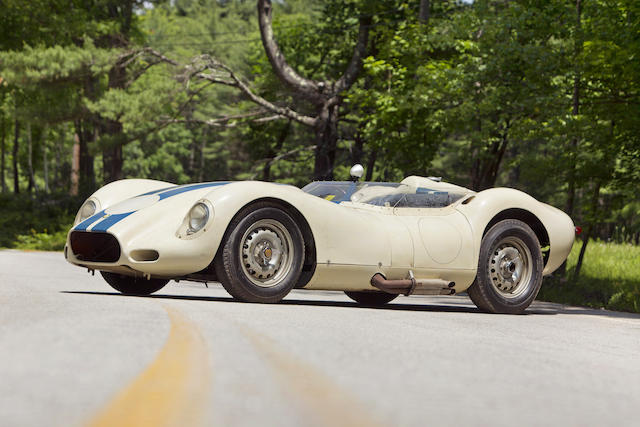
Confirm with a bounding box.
[88,306,383,427]
[239,325,383,427]
[89,307,210,427]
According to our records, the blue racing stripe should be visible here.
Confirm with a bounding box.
[138,186,174,196]
[157,182,229,200]
[74,210,107,231]
[90,212,135,232]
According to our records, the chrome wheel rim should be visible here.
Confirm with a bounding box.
[488,236,533,299]
[239,219,294,288]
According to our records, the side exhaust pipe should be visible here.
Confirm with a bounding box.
[370,273,455,296]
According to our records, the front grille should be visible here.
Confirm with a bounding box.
[70,231,121,263]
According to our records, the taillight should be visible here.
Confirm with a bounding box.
[575,226,583,235]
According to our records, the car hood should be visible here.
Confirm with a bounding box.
[74,182,230,233]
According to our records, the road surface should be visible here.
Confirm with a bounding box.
[1,250,639,427]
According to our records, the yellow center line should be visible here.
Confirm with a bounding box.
[88,306,210,427]
[239,324,385,427]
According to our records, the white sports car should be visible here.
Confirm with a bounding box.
[65,166,575,314]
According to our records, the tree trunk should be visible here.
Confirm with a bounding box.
[102,139,123,183]
[101,60,129,183]
[352,128,365,166]
[43,127,49,193]
[55,125,64,189]
[71,132,80,196]
[419,0,430,24]
[507,144,520,187]
[186,104,197,181]
[13,120,20,194]
[559,1,585,278]
[313,105,338,180]
[574,180,601,279]
[98,2,135,184]
[26,122,35,193]
[197,128,207,183]
[1,117,5,193]
[365,146,378,181]
[470,121,510,191]
[75,120,95,195]
[263,120,291,182]
[188,141,196,181]
[101,66,126,184]
[565,0,582,217]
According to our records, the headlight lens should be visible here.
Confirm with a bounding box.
[78,200,97,222]
[188,202,209,234]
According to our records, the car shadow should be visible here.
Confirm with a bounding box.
[61,290,565,315]
[61,290,640,319]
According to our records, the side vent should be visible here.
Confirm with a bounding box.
[462,195,475,205]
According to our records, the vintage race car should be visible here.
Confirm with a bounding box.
[65,166,575,314]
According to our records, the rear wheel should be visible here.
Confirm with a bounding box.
[215,203,304,303]
[345,291,398,306]
[101,271,168,296]
[467,219,543,314]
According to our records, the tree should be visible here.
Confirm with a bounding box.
[256,0,372,180]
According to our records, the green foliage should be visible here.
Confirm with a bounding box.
[539,240,640,313]
[0,42,115,85]
[13,228,71,251]
[0,193,78,249]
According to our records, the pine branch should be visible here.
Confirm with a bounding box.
[159,111,285,128]
[142,49,317,127]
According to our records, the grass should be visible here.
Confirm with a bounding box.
[539,240,640,313]
[11,227,72,251]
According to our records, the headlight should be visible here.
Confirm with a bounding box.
[78,200,97,222]
[187,202,209,234]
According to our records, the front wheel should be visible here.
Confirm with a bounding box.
[215,203,305,303]
[101,271,169,296]
[467,219,544,314]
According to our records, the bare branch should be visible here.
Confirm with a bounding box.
[333,14,372,95]
[140,50,316,126]
[158,111,286,128]
[253,115,285,123]
[125,62,158,88]
[118,49,147,68]
[196,55,316,126]
[141,47,181,67]
[257,0,323,103]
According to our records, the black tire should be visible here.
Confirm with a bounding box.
[214,203,304,303]
[344,291,398,306]
[467,219,544,314]
[101,271,169,296]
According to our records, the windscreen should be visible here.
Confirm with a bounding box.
[302,181,465,208]
[301,181,400,203]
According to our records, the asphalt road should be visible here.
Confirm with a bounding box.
[1,250,639,427]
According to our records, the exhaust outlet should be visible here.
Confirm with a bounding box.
[370,273,455,296]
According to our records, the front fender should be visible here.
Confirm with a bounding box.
[456,188,574,275]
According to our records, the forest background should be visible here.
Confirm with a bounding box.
[0,0,638,311]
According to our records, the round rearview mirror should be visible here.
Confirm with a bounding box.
[350,164,364,180]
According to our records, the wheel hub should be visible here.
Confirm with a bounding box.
[243,228,283,281]
[488,237,532,297]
